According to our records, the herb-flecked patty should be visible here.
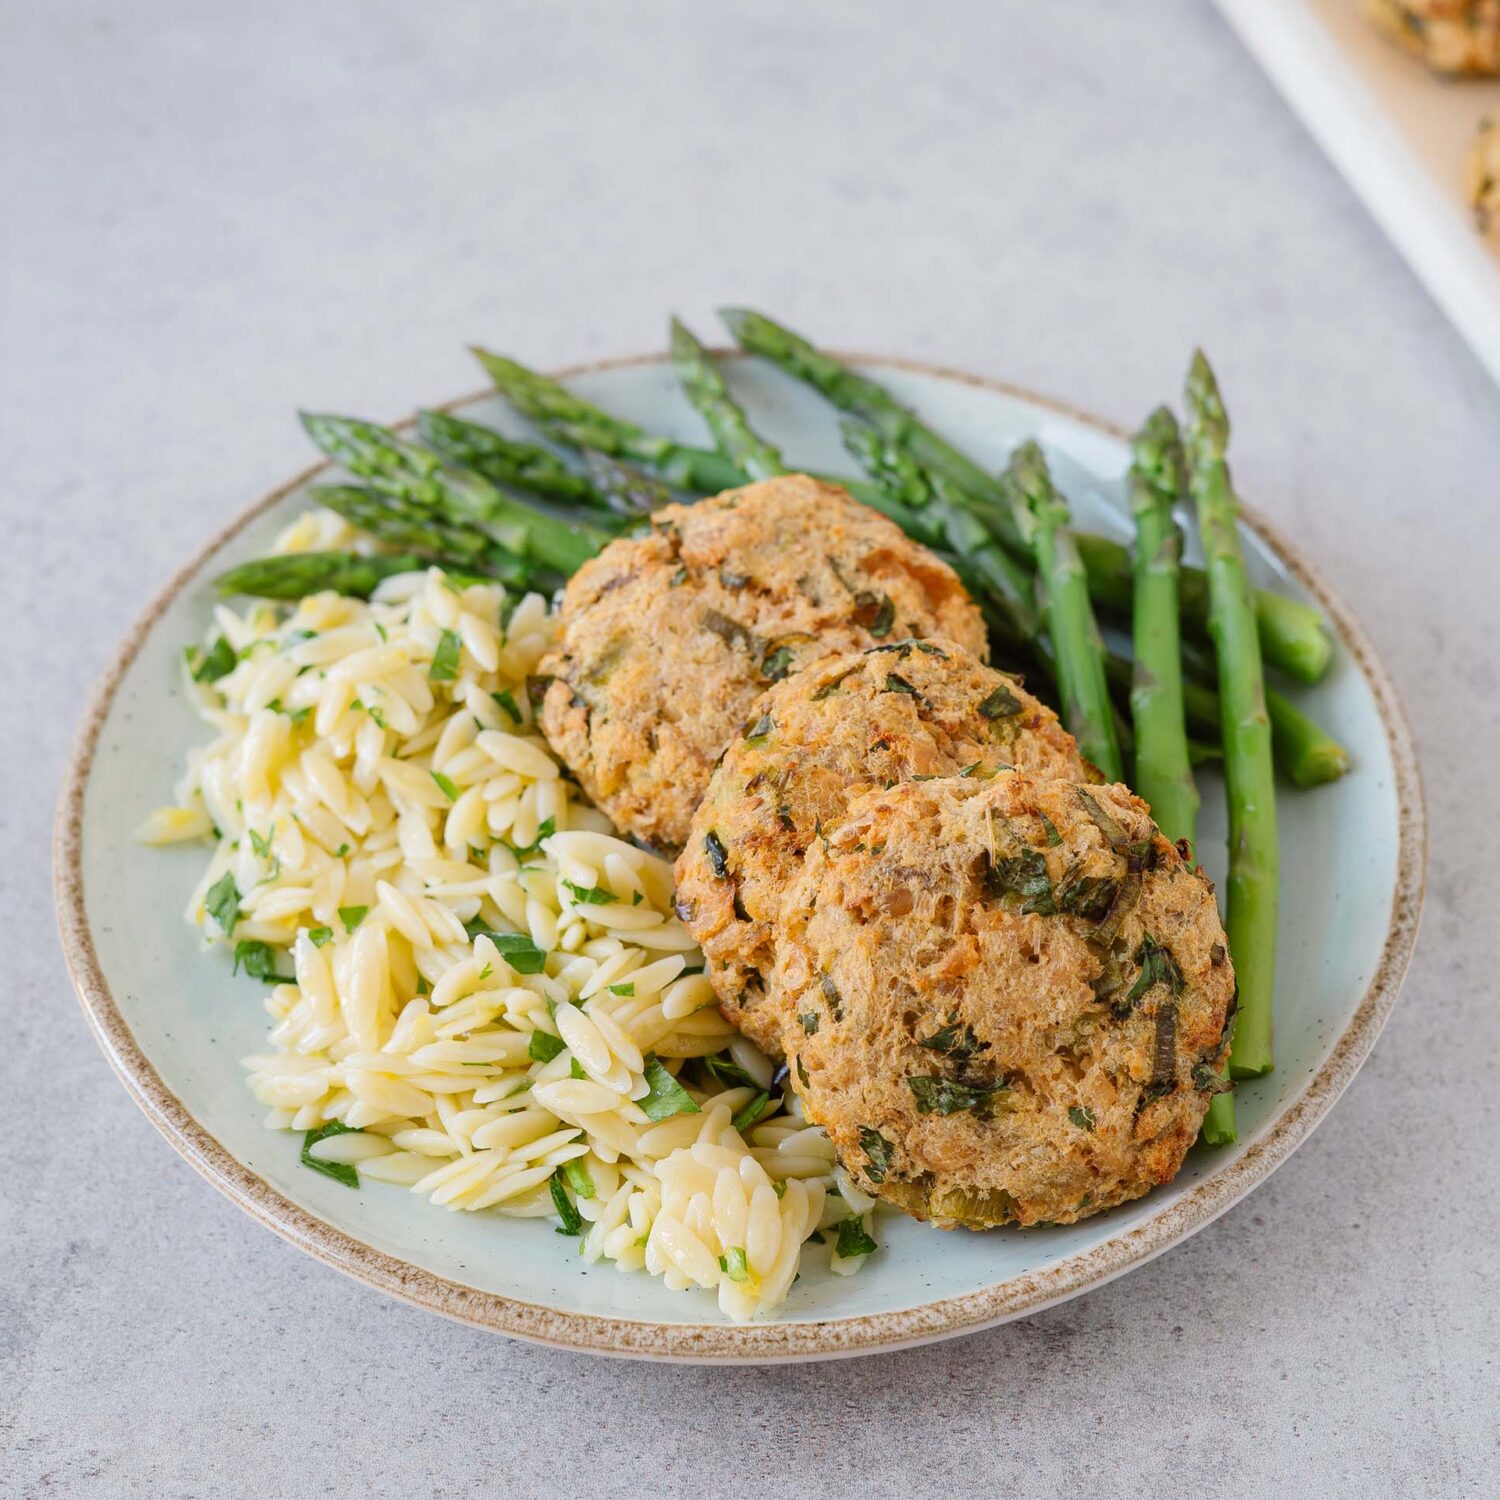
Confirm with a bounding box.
[771,771,1235,1229]
[537,475,988,851]
[1368,0,1500,75]
[673,640,1093,1053]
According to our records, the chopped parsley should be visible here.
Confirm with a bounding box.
[490,688,522,723]
[550,1171,583,1235]
[187,635,237,684]
[562,879,616,906]
[907,1075,1001,1115]
[858,1127,895,1183]
[300,1121,360,1189]
[799,1012,820,1035]
[743,713,775,744]
[205,872,241,936]
[465,927,547,974]
[1125,934,1184,1007]
[918,1015,983,1060]
[760,644,796,681]
[883,672,924,701]
[1068,1105,1097,1132]
[608,981,635,996]
[247,827,273,859]
[428,629,463,682]
[702,1052,757,1090]
[528,1030,566,1064]
[978,683,1023,719]
[986,847,1055,915]
[338,905,368,933]
[430,770,459,802]
[639,1055,701,1121]
[835,1216,878,1259]
[1038,812,1063,846]
[732,1091,772,1133]
[307,925,333,948]
[232,940,292,984]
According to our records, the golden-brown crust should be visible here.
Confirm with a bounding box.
[673,640,1090,1052]
[1367,0,1500,75]
[772,772,1235,1229]
[1469,115,1499,235]
[538,476,987,851]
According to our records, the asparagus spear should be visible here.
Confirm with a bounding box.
[1127,408,1199,845]
[214,551,430,600]
[415,410,601,506]
[300,412,608,577]
[1103,653,1350,790]
[576,449,675,516]
[843,420,1041,643]
[1075,533,1331,685]
[1185,351,1278,1082]
[721,306,1015,522]
[669,319,785,481]
[722,307,1332,683]
[471,347,748,494]
[310,485,534,587]
[1001,441,1124,782]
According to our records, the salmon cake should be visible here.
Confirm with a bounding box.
[537,475,987,851]
[674,640,1092,1053]
[772,771,1235,1229]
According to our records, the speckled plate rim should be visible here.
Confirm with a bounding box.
[53,351,1426,1363]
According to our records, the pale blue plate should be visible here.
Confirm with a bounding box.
[55,353,1425,1361]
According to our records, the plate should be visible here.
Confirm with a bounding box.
[54,352,1426,1362]
[1214,0,1500,388]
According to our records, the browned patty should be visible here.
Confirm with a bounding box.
[772,771,1235,1228]
[673,640,1092,1053]
[1367,0,1500,74]
[537,475,987,851]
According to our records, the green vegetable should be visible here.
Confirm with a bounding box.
[431,770,459,801]
[732,1091,772,1134]
[232,940,292,984]
[985,847,1055,915]
[834,1216,878,1259]
[918,1016,983,1060]
[205,873,241,936]
[639,1056,701,1121]
[188,635,237,684]
[562,1158,596,1200]
[300,1121,360,1189]
[1127,406,1200,847]
[978,683,1022,719]
[214,551,431,603]
[528,1030,566,1064]
[1001,440,1124,782]
[1068,1105,1097,1132]
[491,688,522,723]
[907,1075,1002,1116]
[670,317,785,481]
[550,1171,583,1235]
[1185,351,1278,1084]
[562,880,616,906]
[858,1127,895,1183]
[307,925,333,947]
[470,930,548,974]
[338,905,368,933]
[1125,934,1184,1008]
[429,629,463,683]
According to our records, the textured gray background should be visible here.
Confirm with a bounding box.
[4,1,1496,1495]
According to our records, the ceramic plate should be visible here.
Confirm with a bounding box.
[55,353,1425,1362]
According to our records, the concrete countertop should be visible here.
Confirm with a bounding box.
[4,2,1495,1494]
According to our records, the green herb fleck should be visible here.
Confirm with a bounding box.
[760,644,796,681]
[528,1030,566,1064]
[491,688,522,723]
[800,1012,820,1035]
[1039,813,1063,847]
[1125,935,1184,1007]
[550,1171,583,1235]
[563,880,615,906]
[639,1055,701,1122]
[189,635,237,684]
[563,1158,595,1200]
[703,831,730,879]
[205,873,241,936]
[907,1075,1002,1115]
[719,1246,750,1282]
[232,940,292,983]
[978,683,1023,719]
[429,629,463,682]
[859,1127,895,1183]
[918,1015,983,1060]
[338,905,368,933]
[608,981,635,996]
[431,770,459,802]
[744,713,774,744]
[247,827,273,859]
[1068,1105,1097,1131]
[307,925,333,947]
[835,1216,878,1259]
[732,1092,771,1134]
[986,847,1055,915]
[300,1121,360,1189]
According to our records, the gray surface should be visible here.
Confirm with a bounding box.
[3,1,1496,1494]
